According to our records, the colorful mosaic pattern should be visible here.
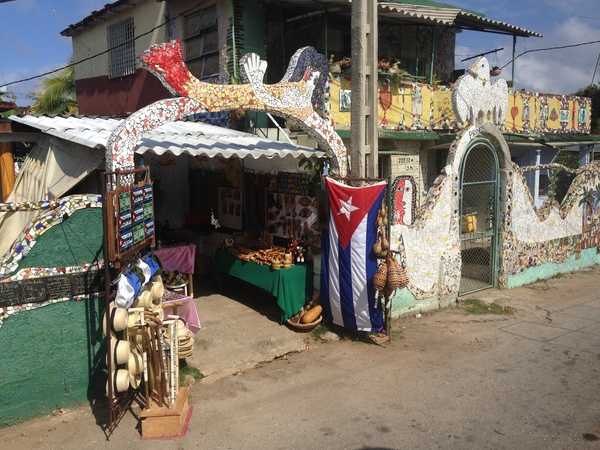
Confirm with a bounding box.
[106,97,205,173]
[330,68,591,134]
[134,40,348,176]
[391,123,600,299]
[0,195,102,278]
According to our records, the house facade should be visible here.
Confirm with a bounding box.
[60,1,600,307]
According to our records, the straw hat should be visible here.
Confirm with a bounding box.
[150,275,164,303]
[110,339,130,366]
[102,305,128,335]
[128,350,143,375]
[129,372,142,389]
[106,369,130,395]
[134,289,153,308]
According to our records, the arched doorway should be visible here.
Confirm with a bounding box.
[459,140,501,295]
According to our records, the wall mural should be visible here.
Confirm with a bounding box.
[0,195,103,278]
[0,195,103,328]
[105,40,348,176]
[329,64,591,135]
[390,57,600,301]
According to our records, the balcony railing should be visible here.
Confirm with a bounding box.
[329,76,593,136]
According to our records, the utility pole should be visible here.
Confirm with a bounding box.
[351,0,378,178]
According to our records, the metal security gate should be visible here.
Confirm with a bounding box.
[459,141,500,295]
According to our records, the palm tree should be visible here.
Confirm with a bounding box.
[30,66,77,115]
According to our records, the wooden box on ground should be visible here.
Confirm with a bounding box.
[140,387,192,439]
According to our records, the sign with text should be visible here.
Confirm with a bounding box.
[0,271,104,309]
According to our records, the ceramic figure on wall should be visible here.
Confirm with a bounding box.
[452,57,508,128]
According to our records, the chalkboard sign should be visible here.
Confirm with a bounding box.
[0,271,103,308]
[0,281,22,308]
[21,279,48,305]
[46,275,73,301]
[71,270,103,297]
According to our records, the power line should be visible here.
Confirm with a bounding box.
[501,39,600,70]
[0,3,202,90]
[592,51,600,85]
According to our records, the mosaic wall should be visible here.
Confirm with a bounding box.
[0,196,104,328]
[330,78,592,135]
[391,123,600,300]
[0,195,102,278]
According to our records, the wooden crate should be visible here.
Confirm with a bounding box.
[140,387,192,439]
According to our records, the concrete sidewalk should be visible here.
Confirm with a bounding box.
[188,279,308,381]
[3,267,600,449]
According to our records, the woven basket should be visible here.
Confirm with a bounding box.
[373,262,388,291]
[386,256,409,290]
[286,315,322,332]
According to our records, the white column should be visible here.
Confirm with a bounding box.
[534,148,542,207]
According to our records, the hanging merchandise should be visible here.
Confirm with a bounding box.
[321,177,387,333]
[102,167,194,439]
[115,270,143,309]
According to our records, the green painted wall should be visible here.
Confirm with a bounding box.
[0,298,104,427]
[0,207,105,427]
[390,248,600,318]
[17,208,103,272]
[506,248,600,288]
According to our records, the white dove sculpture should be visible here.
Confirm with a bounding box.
[452,57,509,128]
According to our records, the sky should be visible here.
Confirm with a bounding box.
[0,0,599,105]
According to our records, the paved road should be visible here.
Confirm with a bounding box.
[3,268,600,449]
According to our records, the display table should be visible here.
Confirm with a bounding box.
[214,249,311,322]
[154,244,196,297]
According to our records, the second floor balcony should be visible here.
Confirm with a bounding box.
[329,75,593,137]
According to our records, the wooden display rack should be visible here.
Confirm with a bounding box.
[140,386,192,439]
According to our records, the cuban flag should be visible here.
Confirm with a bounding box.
[321,177,387,332]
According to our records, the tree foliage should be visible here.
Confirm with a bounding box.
[575,84,600,134]
[30,66,77,115]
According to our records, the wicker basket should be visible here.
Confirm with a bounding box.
[286,315,323,332]
[373,262,388,291]
[386,255,409,291]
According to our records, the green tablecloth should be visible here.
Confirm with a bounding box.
[214,249,312,322]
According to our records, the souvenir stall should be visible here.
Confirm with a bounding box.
[123,39,350,329]
[96,38,352,438]
[148,152,323,325]
[102,167,199,438]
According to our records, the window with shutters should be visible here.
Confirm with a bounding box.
[107,17,135,78]
[184,5,220,81]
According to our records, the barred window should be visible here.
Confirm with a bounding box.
[184,6,219,81]
[107,17,135,78]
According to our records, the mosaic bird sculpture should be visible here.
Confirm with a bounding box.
[452,57,509,128]
[140,40,348,176]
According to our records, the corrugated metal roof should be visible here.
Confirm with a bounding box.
[64,0,541,39]
[9,115,326,160]
[380,2,542,37]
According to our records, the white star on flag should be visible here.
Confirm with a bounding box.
[338,196,359,220]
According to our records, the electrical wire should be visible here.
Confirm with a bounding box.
[501,39,600,70]
[0,3,203,90]
[592,51,600,85]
